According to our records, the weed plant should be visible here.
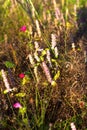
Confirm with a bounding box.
[0,0,87,130]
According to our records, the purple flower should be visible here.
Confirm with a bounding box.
[13,102,22,108]
[20,26,27,32]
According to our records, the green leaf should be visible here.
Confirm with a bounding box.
[19,107,26,114]
[54,71,60,81]
[22,75,30,85]
[3,89,9,94]
[22,118,28,124]
[51,81,57,87]
[0,71,2,79]
[3,0,10,9]
[41,50,47,56]
[4,61,15,68]
[15,93,26,97]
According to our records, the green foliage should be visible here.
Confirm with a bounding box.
[2,0,11,10]
[15,92,26,97]
[4,61,15,68]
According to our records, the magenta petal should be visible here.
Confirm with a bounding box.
[13,102,22,108]
[19,73,25,78]
[20,26,26,32]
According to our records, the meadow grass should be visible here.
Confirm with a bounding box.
[0,0,87,130]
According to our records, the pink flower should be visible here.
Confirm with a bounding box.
[41,61,52,83]
[13,102,22,108]
[19,73,25,78]
[20,26,26,32]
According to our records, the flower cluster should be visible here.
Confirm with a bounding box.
[35,20,41,37]
[34,41,43,52]
[27,39,59,84]
[51,34,57,49]
[28,54,35,67]
[13,102,22,108]
[41,61,52,83]
[51,33,58,58]
[1,69,11,92]
[70,122,77,130]
[34,52,40,62]
[46,49,52,67]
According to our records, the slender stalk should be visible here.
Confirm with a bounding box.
[7,93,15,116]
[64,0,68,54]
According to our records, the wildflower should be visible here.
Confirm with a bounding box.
[46,49,52,67]
[34,41,43,52]
[34,41,40,51]
[72,42,75,51]
[35,20,41,37]
[34,66,39,82]
[28,54,35,66]
[70,122,76,130]
[51,34,57,49]
[1,69,11,91]
[41,61,52,83]
[13,102,22,108]
[55,7,61,20]
[19,73,25,79]
[53,3,65,24]
[20,25,26,32]
[54,47,59,58]
[4,88,16,94]
[34,52,40,62]
[49,123,53,130]
[53,0,57,9]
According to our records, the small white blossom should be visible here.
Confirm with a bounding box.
[72,42,75,51]
[34,66,39,82]
[1,69,10,91]
[70,122,76,130]
[35,20,41,37]
[34,52,40,62]
[51,34,57,49]
[55,7,61,20]
[49,123,53,130]
[28,54,35,66]
[54,47,59,58]
[34,41,40,50]
[34,41,43,52]
[46,49,52,67]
